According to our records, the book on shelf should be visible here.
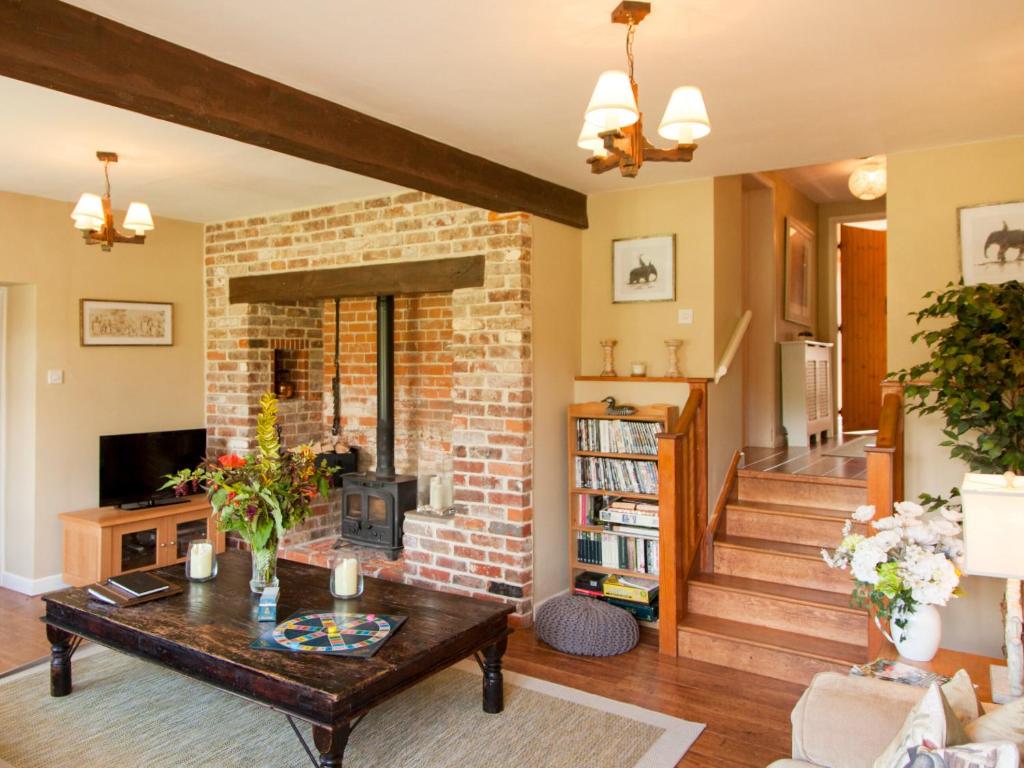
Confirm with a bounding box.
[572,572,660,621]
[598,508,659,529]
[602,574,659,604]
[575,531,659,574]
[606,596,659,622]
[575,417,662,455]
[610,500,659,512]
[574,456,659,495]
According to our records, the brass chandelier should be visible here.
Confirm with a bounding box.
[70,152,154,251]
[578,1,711,177]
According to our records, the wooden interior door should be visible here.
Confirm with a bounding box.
[839,224,887,432]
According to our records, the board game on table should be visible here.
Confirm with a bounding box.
[42,550,512,767]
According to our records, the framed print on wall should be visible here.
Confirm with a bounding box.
[612,234,676,303]
[958,200,1024,285]
[784,218,815,326]
[80,299,173,346]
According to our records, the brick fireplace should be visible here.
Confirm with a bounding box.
[204,191,535,619]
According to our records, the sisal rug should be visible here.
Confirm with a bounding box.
[0,647,703,767]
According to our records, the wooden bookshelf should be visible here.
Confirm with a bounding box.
[567,401,677,628]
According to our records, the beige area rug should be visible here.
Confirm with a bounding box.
[0,647,703,767]
[821,434,876,459]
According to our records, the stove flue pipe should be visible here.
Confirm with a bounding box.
[376,294,396,478]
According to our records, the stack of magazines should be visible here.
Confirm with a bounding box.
[849,658,950,687]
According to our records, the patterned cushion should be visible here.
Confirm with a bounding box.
[535,594,639,657]
[909,741,1020,767]
[874,683,968,768]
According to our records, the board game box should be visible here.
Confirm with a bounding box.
[251,610,406,658]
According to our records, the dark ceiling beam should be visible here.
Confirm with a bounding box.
[0,0,588,229]
[229,255,486,304]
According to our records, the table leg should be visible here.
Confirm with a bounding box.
[312,723,351,768]
[46,625,73,697]
[481,637,507,714]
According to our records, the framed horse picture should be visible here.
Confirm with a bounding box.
[612,234,676,303]
[959,200,1024,285]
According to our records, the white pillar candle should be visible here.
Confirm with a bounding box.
[429,475,444,511]
[190,542,213,579]
[335,558,359,596]
[441,475,454,510]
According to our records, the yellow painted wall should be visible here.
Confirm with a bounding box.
[887,135,1024,656]
[580,180,716,378]
[531,216,582,605]
[0,191,205,586]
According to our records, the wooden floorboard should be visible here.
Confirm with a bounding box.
[741,437,867,481]
[1,586,800,765]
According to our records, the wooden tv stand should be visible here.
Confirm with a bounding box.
[59,496,225,587]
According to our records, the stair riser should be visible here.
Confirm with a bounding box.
[677,628,854,686]
[714,546,853,594]
[725,509,861,548]
[737,476,864,511]
[687,583,867,645]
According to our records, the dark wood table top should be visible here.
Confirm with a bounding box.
[43,550,512,727]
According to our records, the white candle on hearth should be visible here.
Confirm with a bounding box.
[335,558,359,596]
[191,542,213,579]
[441,474,454,510]
[429,475,444,511]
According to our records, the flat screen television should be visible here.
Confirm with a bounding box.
[99,428,207,508]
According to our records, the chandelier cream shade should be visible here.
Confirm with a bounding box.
[71,151,154,250]
[584,70,640,132]
[848,158,887,200]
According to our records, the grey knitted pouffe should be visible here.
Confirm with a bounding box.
[535,594,639,656]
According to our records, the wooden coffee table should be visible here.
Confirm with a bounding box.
[42,550,512,767]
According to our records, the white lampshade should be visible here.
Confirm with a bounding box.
[658,86,711,143]
[123,202,154,235]
[584,70,639,132]
[848,159,887,200]
[961,472,1024,579]
[71,193,104,231]
[576,121,609,158]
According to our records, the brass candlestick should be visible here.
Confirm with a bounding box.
[599,339,618,377]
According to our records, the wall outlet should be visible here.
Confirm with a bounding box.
[677,309,694,325]
[47,369,64,385]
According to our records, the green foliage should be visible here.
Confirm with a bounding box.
[894,280,1024,490]
[161,392,335,552]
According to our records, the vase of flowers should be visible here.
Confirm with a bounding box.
[163,392,335,594]
[822,500,964,662]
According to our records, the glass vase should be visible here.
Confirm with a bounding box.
[249,542,279,594]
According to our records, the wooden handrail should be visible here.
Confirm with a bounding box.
[864,381,906,659]
[656,382,708,656]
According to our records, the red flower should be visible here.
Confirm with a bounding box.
[218,453,245,469]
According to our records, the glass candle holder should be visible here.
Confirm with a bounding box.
[330,555,363,599]
[185,539,217,582]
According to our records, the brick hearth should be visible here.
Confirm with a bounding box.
[204,190,535,620]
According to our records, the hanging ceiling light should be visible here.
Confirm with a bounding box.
[848,157,887,201]
[71,151,154,251]
[578,1,711,177]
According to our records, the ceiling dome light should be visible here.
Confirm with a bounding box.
[584,70,639,132]
[849,158,887,200]
[658,86,711,143]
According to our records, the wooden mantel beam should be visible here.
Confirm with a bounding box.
[229,255,485,304]
[0,0,589,229]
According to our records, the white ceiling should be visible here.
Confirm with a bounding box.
[0,77,402,223]
[775,159,876,204]
[60,0,1024,198]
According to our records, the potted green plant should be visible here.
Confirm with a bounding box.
[164,392,335,593]
[895,279,1024,505]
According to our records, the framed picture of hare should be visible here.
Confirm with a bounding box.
[958,200,1024,285]
[784,218,815,326]
[80,299,173,346]
[612,234,676,303]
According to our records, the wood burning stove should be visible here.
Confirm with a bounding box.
[340,295,416,558]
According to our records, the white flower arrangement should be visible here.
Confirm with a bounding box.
[821,501,964,629]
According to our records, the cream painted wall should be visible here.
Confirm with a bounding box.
[0,191,205,586]
[531,216,582,606]
[887,135,1024,656]
[580,180,716,378]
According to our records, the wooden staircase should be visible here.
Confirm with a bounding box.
[676,467,869,684]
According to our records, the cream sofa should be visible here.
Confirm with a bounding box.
[768,671,932,768]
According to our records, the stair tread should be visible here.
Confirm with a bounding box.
[679,614,866,664]
[738,468,867,488]
[727,500,855,522]
[690,572,862,612]
[714,534,825,560]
